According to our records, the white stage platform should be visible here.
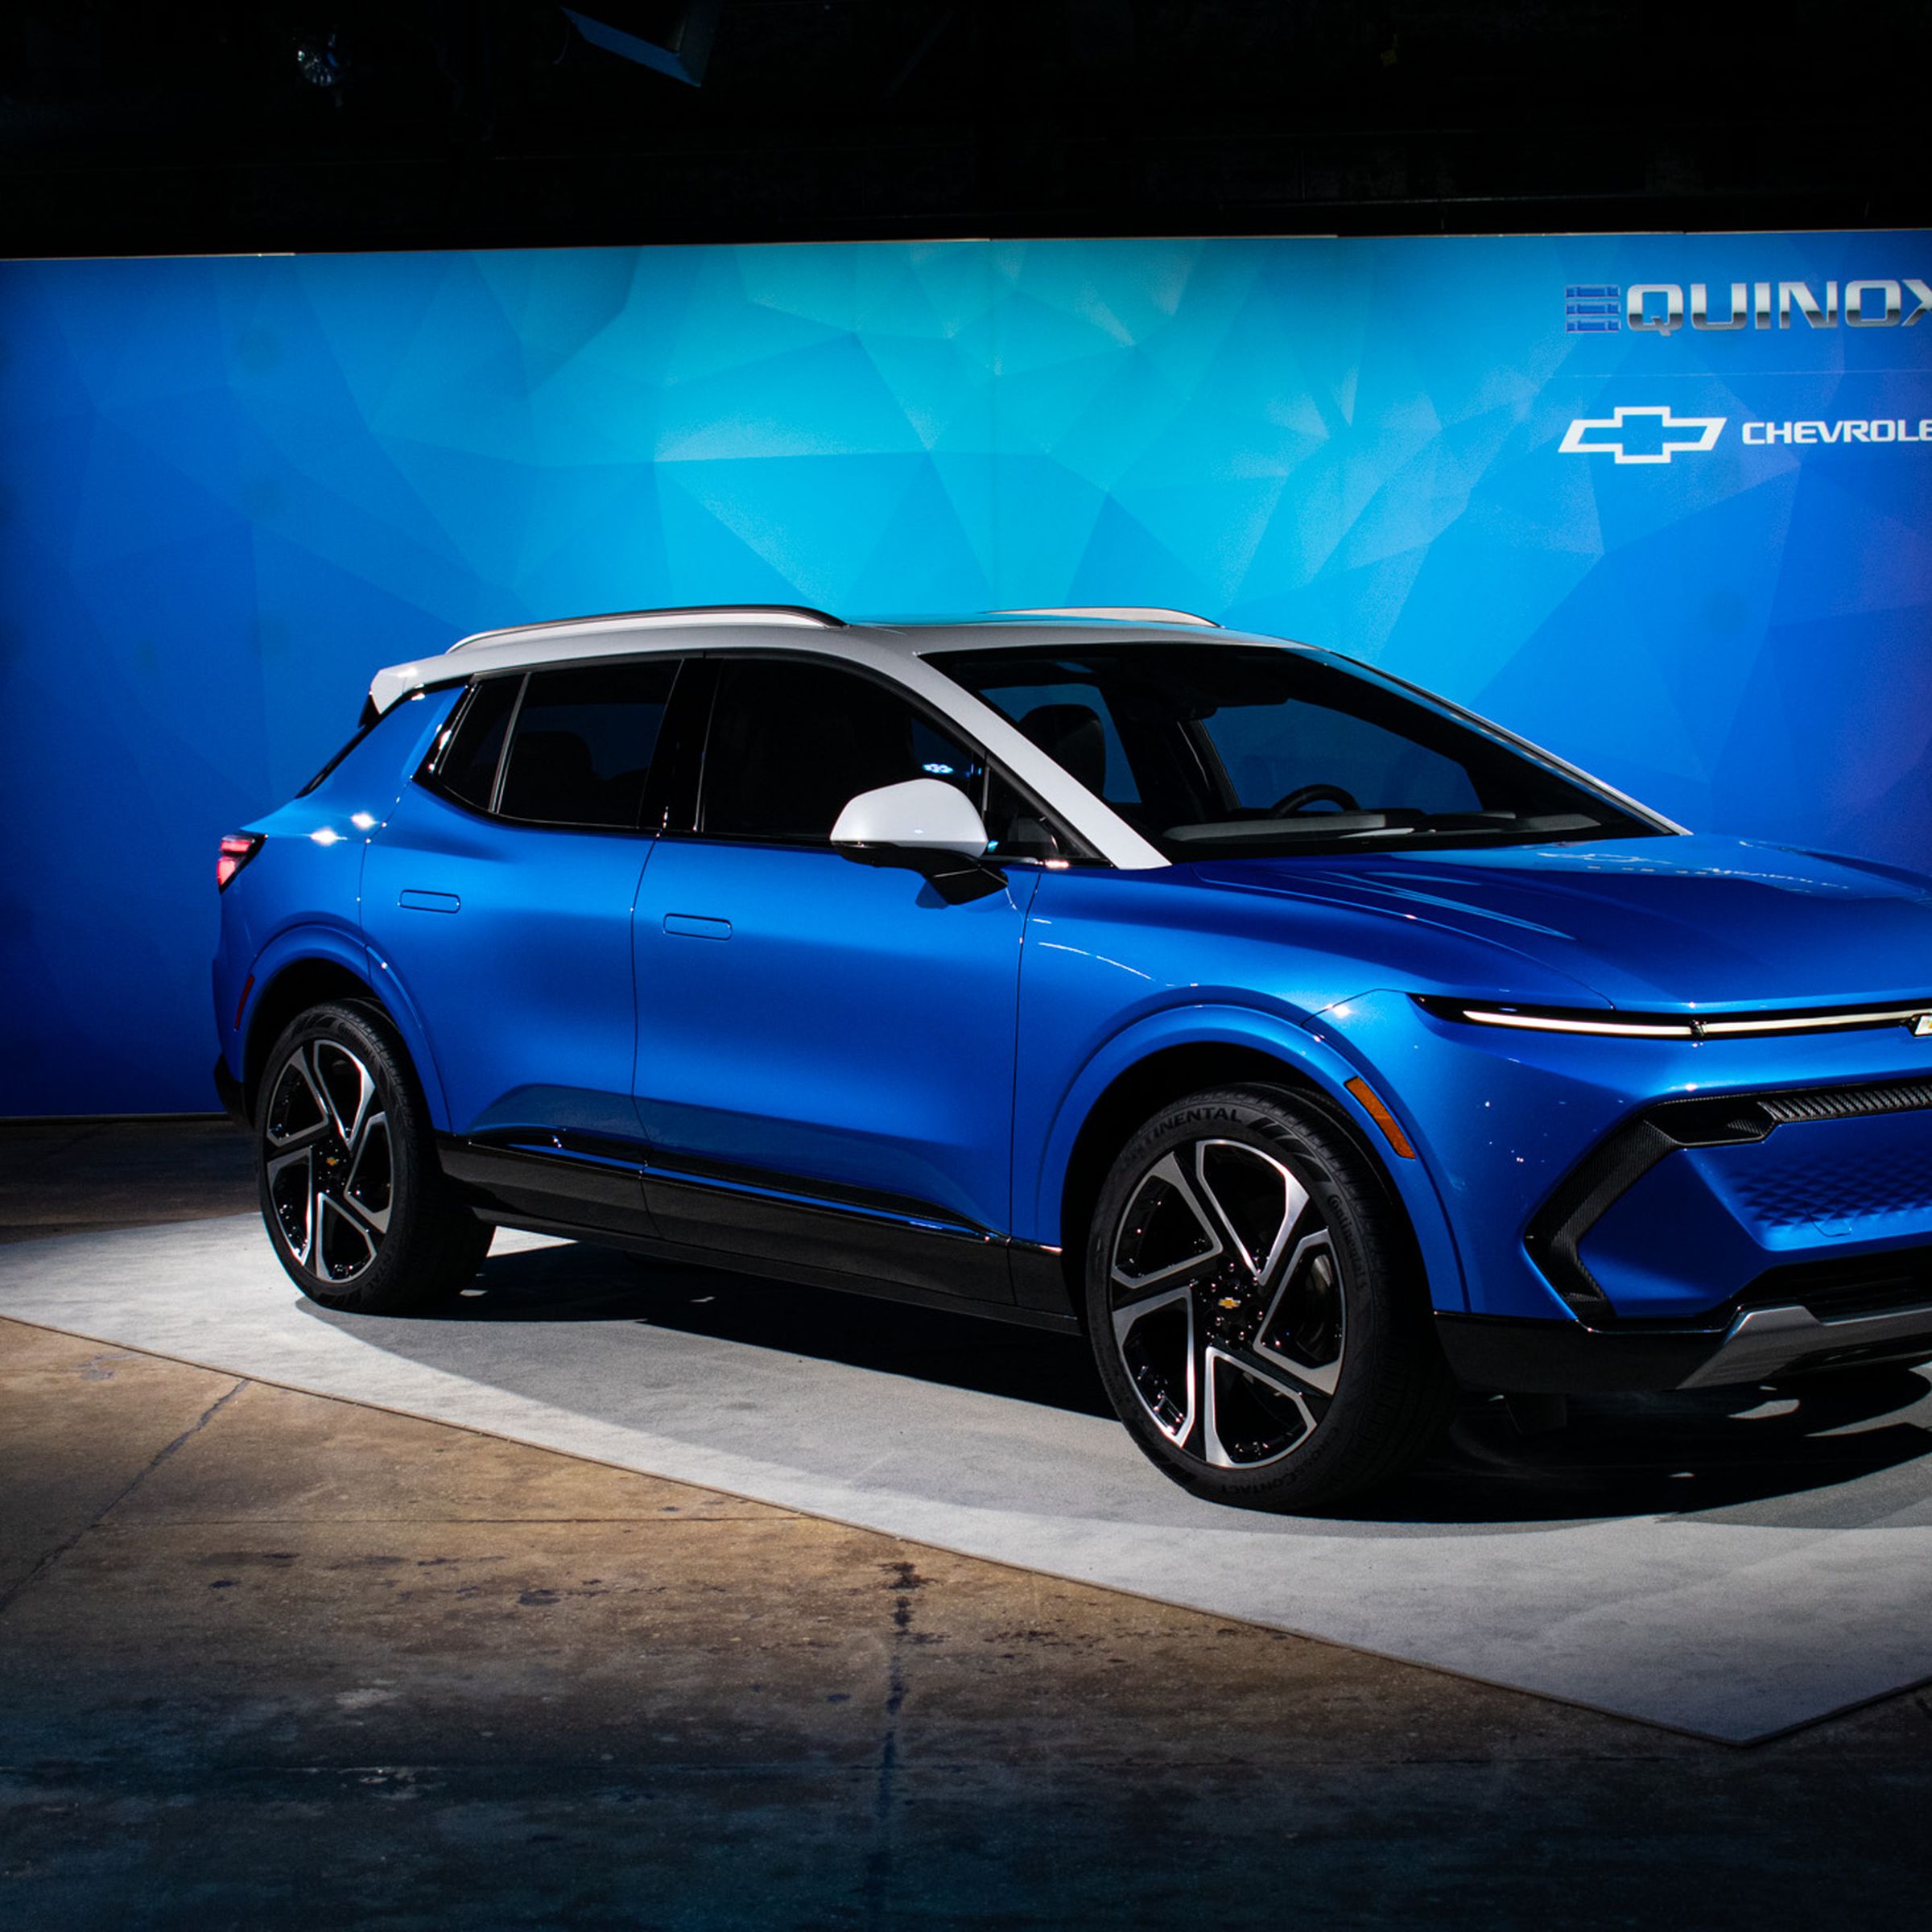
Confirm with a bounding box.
[2,1215,1929,1743]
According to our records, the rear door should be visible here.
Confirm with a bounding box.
[362,658,679,1146]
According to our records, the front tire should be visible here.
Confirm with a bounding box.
[255,1001,493,1313]
[1085,1084,1452,1512]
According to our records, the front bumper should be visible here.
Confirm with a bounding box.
[1439,1278,1932,1393]
[1311,992,1932,1319]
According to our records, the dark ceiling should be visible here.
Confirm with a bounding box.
[2,1,1926,258]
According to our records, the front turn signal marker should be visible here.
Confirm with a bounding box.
[1345,1076,1417,1160]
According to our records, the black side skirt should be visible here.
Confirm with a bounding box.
[435,1134,1080,1332]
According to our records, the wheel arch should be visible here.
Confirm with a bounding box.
[237,929,449,1131]
[1034,1007,1469,1316]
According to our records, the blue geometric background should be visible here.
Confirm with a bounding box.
[2,233,1929,1113]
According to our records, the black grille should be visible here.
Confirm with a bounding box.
[1757,1081,1932,1126]
[1736,1249,1932,1323]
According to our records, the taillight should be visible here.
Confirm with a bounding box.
[217,833,263,891]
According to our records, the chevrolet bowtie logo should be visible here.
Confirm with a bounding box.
[1559,405,1727,465]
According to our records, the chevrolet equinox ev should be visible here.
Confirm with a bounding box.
[212,605,1932,1509]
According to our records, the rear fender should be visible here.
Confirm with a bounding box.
[237,922,452,1129]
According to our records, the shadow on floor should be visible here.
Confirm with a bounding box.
[431,1237,1117,1418]
[379,1236,1932,1532]
[1371,1369,1932,1528]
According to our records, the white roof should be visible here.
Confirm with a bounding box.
[365,604,1302,871]
[366,605,1280,713]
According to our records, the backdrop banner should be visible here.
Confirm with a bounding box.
[2,233,1929,1113]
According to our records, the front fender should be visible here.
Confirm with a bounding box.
[1023,1001,1470,1313]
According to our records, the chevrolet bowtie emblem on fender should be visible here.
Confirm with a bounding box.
[1559,405,1726,465]
[1913,1014,1932,1037]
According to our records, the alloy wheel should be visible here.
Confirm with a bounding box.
[1108,1137,1345,1469]
[262,1038,394,1283]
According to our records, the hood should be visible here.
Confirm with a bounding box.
[1189,833,1932,1011]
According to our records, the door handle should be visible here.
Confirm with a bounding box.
[398,890,461,914]
[663,913,732,940]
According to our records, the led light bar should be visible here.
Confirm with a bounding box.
[1415,996,1932,1041]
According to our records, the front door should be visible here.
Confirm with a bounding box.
[631,656,1038,1301]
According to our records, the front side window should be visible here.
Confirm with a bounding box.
[933,642,1667,859]
[497,660,677,829]
[699,658,987,845]
[688,658,1068,858]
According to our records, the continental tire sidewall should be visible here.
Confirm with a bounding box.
[1084,1085,1442,1511]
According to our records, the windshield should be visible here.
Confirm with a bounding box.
[930,642,1668,861]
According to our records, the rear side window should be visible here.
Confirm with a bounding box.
[433,675,523,812]
[497,660,678,830]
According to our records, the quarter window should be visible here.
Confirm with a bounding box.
[434,675,522,813]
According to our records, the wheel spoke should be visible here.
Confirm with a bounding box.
[334,1183,390,1237]
[1108,1152,1224,1290]
[342,1112,392,1233]
[1192,1139,1309,1283]
[1110,1280,1192,1345]
[264,1047,330,1150]
[318,1192,378,1274]
[1201,1345,1317,1468]
[265,1146,315,1265]
[1232,1335,1340,1405]
[1255,1230,1346,1397]
[1111,1282,1197,1447]
[317,1044,377,1152]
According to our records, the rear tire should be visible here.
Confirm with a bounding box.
[1085,1084,1452,1512]
[254,1000,493,1313]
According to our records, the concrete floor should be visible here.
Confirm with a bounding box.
[2,1123,1930,1928]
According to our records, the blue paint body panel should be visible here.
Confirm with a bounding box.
[213,670,1932,1355]
[1301,985,1932,1321]
[213,688,460,1100]
[361,786,655,1141]
[633,838,1038,1236]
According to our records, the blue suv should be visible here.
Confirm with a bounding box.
[213,605,1932,1509]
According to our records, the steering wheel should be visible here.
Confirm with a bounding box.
[1268,782,1361,816]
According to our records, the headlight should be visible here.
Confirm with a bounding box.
[1414,995,1932,1041]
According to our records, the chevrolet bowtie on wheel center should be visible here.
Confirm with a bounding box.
[213,605,1932,1511]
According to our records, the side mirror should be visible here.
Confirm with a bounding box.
[830,778,990,859]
